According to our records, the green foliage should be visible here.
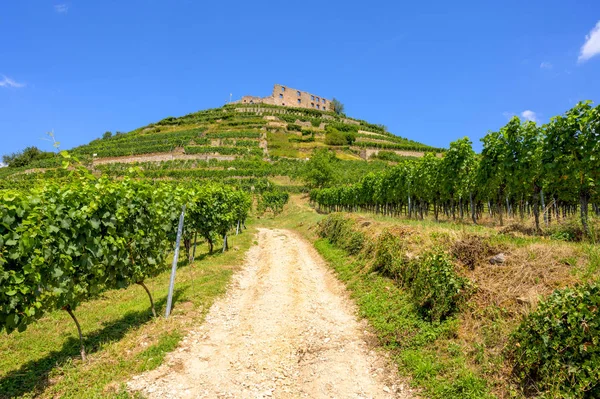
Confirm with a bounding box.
[311,101,600,235]
[370,150,413,162]
[0,177,251,334]
[2,147,56,168]
[324,129,348,146]
[508,283,600,398]
[207,131,261,139]
[315,213,365,255]
[372,230,406,277]
[543,101,600,235]
[303,149,338,189]
[325,125,356,145]
[331,98,345,115]
[314,227,491,398]
[408,252,472,322]
[184,146,263,157]
[258,191,289,215]
[74,128,205,158]
[317,214,472,322]
[353,140,442,152]
[102,131,112,139]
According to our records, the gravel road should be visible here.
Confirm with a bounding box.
[128,228,413,398]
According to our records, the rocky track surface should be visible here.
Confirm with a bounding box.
[128,228,412,398]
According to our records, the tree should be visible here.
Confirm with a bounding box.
[2,146,55,168]
[102,131,112,139]
[303,148,337,189]
[325,125,356,145]
[331,98,345,115]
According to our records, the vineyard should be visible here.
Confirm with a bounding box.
[0,173,251,357]
[1,100,599,398]
[311,101,600,238]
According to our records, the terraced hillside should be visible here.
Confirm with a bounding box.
[0,103,443,189]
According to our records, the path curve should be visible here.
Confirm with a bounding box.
[128,228,412,398]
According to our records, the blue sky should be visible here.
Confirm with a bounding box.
[1,0,599,158]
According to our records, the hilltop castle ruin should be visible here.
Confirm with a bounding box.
[234,84,331,112]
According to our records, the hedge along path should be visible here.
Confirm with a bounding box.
[128,228,412,398]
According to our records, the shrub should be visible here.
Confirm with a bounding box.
[508,283,600,398]
[409,252,472,322]
[372,230,406,279]
[316,214,364,255]
[325,129,347,146]
[258,191,289,215]
[325,126,356,146]
[317,215,471,322]
[287,123,301,132]
[370,150,409,162]
[2,147,56,168]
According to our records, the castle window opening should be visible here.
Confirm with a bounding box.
[297,91,301,96]
[311,95,315,101]
[279,93,283,99]
[316,97,320,102]
[311,103,315,108]
[316,104,320,109]
[281,86,286,92]
[297,99,301,104]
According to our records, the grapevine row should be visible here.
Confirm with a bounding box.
[311,101,600,236]
[0,177,250,356]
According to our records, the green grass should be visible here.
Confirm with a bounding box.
[0,228,256,399]
[313,238,494,398]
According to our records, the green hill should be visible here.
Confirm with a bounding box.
[0,103,443,189]
[73,103,441,160]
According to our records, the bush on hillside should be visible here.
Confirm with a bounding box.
[287,123,301,132]
[508,283,600,398]
[408,252,472,322]
[2,147,56,168]
[325,126,356,146]
[372,229,407,279]
[316,214,365,255]
[370,150,410,162]
[317,214,472,322]
[258,191,289,215]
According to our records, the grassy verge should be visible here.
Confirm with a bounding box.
[0,228,256,399]
[313,238,493,398]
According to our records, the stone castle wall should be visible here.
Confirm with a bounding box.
[237,84,331,112]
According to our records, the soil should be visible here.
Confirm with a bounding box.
[128,228,412,398]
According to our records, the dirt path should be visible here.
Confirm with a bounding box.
[128,228,413,398]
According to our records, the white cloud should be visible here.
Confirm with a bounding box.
[54,4,68,13]
[578,21,600,63]
[0,162,6,168]
[0,75,25,88]
[521,110,539,123]
[540,61,553,69]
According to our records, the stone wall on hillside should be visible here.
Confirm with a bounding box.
[236,84,331,112]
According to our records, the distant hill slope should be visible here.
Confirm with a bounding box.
[71,103,443,163]
[0,104,444,188]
